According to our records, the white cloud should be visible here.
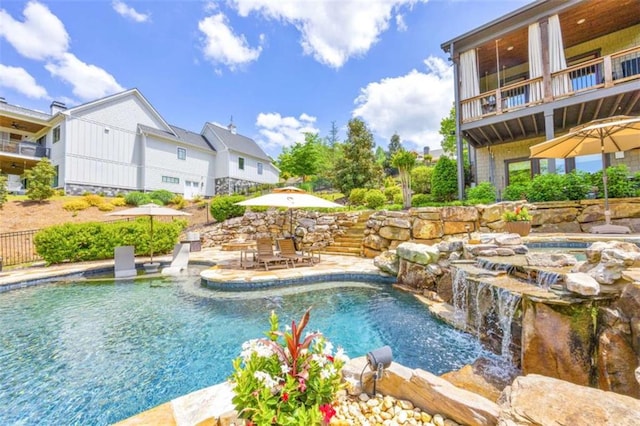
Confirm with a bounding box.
[0,65,48,99]
[255,112,319,152]
[230,0,425,68]
[353,56,453,151]
[396,14,407,32]
[112,1,150,23]
[199,12,263,70]
[0,1,69,60]
[45,53,124,100]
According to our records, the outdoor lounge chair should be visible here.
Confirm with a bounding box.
[277,238,313,267]
[114,246,137,278]
[161,243,190,275]
[256,238,290,271]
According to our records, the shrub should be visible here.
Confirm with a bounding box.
[393,192,403,205]
[0,173,7,208]
[502,183,531,201]
[348,188,368,206]
[210,195,246,222]
[528,173,567,202]
[249,205,269,213]
[411,193,432,207]
[592,165,634,199]
[466,182,496,204]
[299,182,313,192]
[24,158,56,202]
[431,157,458,201]
[364,189,386,209]
[83,194,104,207]
[411,165,434,194]
[63,199,90,212]
[110,197,127,207]
[385,203,404,211]
[125,191,152,206]
[563,170,592,200]
[170,195,188,210]
[383,185,401,202]
[34,219,185,264]
[149,189,175,205]
[231,308,346,425]
[98,203,115,212]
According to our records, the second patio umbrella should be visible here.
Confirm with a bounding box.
[106,203,191,264]
[530,115,640,233]
[236,187,342,233]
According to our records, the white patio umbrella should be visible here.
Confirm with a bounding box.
[236,187,342,233]
[106,203,191,264]
[530,115,640,233]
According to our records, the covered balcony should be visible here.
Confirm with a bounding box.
[453,0,640,146]
[0,105,52,173]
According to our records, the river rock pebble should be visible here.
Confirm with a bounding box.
[329,393,459,426]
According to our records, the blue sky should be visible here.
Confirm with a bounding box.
[0,0,529,158]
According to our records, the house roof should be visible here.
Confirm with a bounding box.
[66,88,176,135]
[138,124,216,152]
[206,122,271,161]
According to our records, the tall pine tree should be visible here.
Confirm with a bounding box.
[333,118,382,195]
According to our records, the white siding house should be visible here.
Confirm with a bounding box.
[0,89,279,198]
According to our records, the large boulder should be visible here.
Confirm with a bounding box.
[525,252,577,267]
[412,219,444,240]
[396,242,440,265]
[565,272,600,296]
[596,329,640,398]
[374,250,399,276]
[379,226,411,241]
[497,374,640,425]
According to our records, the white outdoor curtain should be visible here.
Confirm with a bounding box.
[548,14,570,96]
[460,49,482,120]
[528,21,543,103]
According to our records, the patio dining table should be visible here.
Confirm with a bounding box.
[221,240,257,269]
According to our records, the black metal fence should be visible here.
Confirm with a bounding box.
[0,229,41,267]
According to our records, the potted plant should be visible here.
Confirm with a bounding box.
[502,206,533,236]
[230,308,348,425]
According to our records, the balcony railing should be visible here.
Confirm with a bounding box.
[0,139,50,159]
[460,45,640,123]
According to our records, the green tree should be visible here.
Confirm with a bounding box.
[391,150,417,209]
[375,146,386,166]
[439,105,457,156]
[325,121,340,147]
[0,171,8,208]
[383,133,403,176]
[333,118,383,195]
[431,156,458,201]
[277,133,323,182]
[24,158,57,202]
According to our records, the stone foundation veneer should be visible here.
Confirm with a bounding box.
[214,177,260,195]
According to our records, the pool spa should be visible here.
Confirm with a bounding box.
[0,269,495,425]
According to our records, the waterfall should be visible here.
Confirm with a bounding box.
[452,267,468,322]
[496,288,521,362]
[536,270,560,289]
[474,281,488,337]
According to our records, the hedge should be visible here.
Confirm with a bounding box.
[34,219,186,264]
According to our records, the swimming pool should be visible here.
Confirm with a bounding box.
[0,269,492,425]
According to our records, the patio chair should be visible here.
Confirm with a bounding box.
[114,246,137,278]
[277,238,313,267]
[256,238,290,271]
[161,243,190,275]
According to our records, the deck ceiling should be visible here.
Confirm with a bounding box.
[476,0,640,77]
[463,91,640,148]
[0,116,48,135]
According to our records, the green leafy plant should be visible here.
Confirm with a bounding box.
[364,189,386,209]
[63,199,90,212]
[465,182,496,204]
[0,171,8,208]
[124,191,153,206]
[24,158,57,202]
[348,188,367,206]
[231,308,347,425]
[502,182,530,201]
[527,174,567,202]
[592,165,634,199]
[411,193,432,207]
[431,156,458,202]
[149,189,175,205]
[502,206,532,222]
[210,195,246,222]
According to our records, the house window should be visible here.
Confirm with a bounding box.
[37,135,46,145]
[162,176,179,184]
[53,127,60,143]
[53,165,59,187]
[505,158,532,186]
[238,157,245,170]
[257,162,263,175]
[177,147,186,160]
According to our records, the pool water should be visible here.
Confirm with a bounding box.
[0,271,492,425]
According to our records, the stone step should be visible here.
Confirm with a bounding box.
[333,235,363,242]
[320,246,362,256]
[328,241,362,248]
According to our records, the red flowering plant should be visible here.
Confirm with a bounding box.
[230,307,348,425]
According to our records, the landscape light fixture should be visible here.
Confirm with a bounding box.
[366,345,393,395]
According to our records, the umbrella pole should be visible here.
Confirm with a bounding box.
[602,149,610,225]
[150,217,154,263]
